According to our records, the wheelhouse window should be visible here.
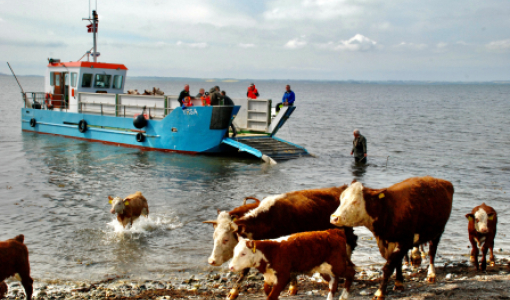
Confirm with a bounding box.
[55,74,60,87]
[94,74,111,88]
[65,73,69,86]
[113,75,123,89]
[50,72,55,86]
[71,73,77,87]
[82,73,93,88]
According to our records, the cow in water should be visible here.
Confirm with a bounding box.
[0,235,33,300]
[466,203,498,271]
[109,191,149,228]
[204,186,358,299]
[330,176,453,300]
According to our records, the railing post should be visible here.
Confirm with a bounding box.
[101,104,103,115]
[124,105,126,118]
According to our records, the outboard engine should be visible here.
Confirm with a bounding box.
[133,106,148,129]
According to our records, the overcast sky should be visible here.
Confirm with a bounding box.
[1,0,509,81]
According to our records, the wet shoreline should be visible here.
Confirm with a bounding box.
[4,256,509,299]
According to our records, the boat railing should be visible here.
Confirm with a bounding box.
[22,92,68,110]
[78,102,168,119]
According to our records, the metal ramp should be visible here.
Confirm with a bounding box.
[236,136,310,160]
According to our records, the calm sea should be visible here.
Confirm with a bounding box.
[1,75,509,281]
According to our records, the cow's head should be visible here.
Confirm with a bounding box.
[109,196,130,214]
[330,181,371,227]
[203,211,242,266]
[466,204,495,234]
[229,237,263,272]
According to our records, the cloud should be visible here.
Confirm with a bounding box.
[238,43,255,48]
[318,34,378,51]
[485,39,510,52]
[264,0,360,21]
[176,41,208,49]
[394,42,428,50]
[284,38,307,49]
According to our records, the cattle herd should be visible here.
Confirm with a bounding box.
[0,176,501,300]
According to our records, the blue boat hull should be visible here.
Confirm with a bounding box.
[21,106,241,154]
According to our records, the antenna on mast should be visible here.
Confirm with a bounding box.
[82,7,99,62]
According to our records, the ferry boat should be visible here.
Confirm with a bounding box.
[17,10,309,164]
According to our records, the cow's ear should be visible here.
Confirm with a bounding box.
[465,213,474,221]
[217,209,221,215]
[108,196,113,204]
[124,199,130,206]
[231,214,239,222]
[246,240,254,249]
[230,222,239,232]
[488,213,496,221]
[351,179,357,184]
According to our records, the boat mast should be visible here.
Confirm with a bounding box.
[92,10,98,62]
[82,9,99,62]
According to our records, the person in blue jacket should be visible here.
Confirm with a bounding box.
[282,85,295,106]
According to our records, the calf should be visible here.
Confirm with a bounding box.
[229,229,355,300]
[331,176,453,300]
[203,186,357,299]
[108,191,149,228]
[0,235,33,300]
[466,203,497,271]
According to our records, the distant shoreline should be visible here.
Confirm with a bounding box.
[1,74,509,85]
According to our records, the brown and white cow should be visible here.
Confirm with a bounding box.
[204,186,358,299]
[229,229,355,300]
[466,203,497,271]
[0,235,33,300]
[330,176,453,300]
[108,191,149,228]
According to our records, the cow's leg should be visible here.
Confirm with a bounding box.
[267,274,290,300]
[0,281,8,299]
[393,258,405,292]
[420,244,427,258]
[19,271,34,300]
[480,243,489,271]
[326,275,338,300]
[340,261,355,300]
[227,268,249,300]
[403,252,410,266]
[468,236,479,270]
[374,246,406,300]
[288,273,298,295]
[488,243,495,266]
[410,247,422,267]
[263,282,272,296]
[427,236,442,283]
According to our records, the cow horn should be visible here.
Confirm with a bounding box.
[203,220,218,225]
[243,197,261,206]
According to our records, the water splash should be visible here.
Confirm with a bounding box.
[106,214,182,238]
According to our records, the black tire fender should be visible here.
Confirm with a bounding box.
[29,118,36,127]
[136,132,145,142]
[78,120,88,133]
[275,103,283,112]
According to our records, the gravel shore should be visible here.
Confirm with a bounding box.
[3,258,510,300]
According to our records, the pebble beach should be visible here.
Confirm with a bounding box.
[3,256,510,300]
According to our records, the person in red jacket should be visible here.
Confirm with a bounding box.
[247,83,259,99]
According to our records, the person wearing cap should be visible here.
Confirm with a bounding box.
[281,84,295,106]
[351,129,367,163]
[247,83,259,99]
[210,86,223,106]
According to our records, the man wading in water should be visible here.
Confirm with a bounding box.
[351,129,367,163]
